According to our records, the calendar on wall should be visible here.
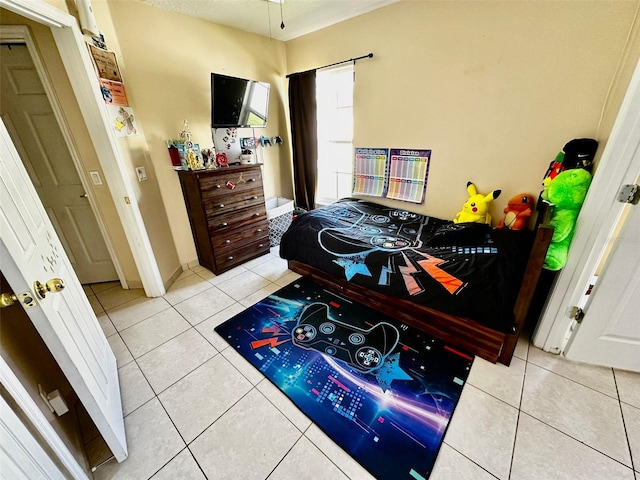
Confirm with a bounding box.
[351,147,431,204]
[352,148,389,197]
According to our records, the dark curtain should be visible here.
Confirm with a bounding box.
[288,70,317,211]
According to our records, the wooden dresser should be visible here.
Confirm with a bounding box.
[178,165,270,274]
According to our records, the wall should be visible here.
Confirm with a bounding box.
[285,1,639,223]
[0,8,141,285]
[96,0,291,268]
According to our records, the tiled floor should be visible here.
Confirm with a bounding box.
[84,247,640,480]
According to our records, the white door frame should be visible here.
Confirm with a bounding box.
[0,24,124,286]
[0,357,89,480]
[0,0,165,297]
[533,56,640,354]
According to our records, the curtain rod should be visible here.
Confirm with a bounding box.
[286,53,373,78]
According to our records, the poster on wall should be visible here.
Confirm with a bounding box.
[386,149,431,204]
[88,45,123,82]
[99,79,129,106]
[106,105,138,137]
[352,147,389,197]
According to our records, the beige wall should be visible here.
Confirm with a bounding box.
[97,0,291,267]
[286,1,639,223]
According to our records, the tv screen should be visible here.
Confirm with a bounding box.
[211,73,270,128]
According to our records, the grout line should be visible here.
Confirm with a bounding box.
[613,369,638,475]
[440,442,501,479]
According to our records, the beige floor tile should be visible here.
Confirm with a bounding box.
[527,346,617,397]
[163,274,211,305]
[107,295,172,331]
[106,333,133,368]
[443,384,518,479]
[221,346,267,385]
[137,329,217,393]
[615,369,640,409]
[251,256,290,282]
[95,287,145,311]
[521,363,631,466]
[90,281,120,294]
[96,312,116,337]
[208,264,247,286]
[273,270,302,287]
[150,449,206,480]
[268,436,348,480]
[173,286,235,325]
[257,378,312,432]
[118,361,155,416]
[93,398,184,480]
[466,355,525,408]
[238,282,282,307]
[195,302,247,351]
[304,424,376,480]
[190,389,301,480]
[511,413,635,480]
[119,308,190,358]
[158,355,253,443]
[430,444,496,480]
[88,294,105,315]
[216,270,272,301]
[621,403,640,472]
[513,332,530,361]
[242,253,275,270]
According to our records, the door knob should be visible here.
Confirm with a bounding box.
[34,278,65,299]
[0,292,18,308]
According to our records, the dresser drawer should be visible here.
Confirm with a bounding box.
[200,171,263,200]
[204,188,265,216]
[211,220,269,252]
[207,204,267,232]
[214,238,271,271]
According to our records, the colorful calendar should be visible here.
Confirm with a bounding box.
[352,148,389,197]
[386,149,431,204]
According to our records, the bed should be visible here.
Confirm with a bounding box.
[279,198,552,365]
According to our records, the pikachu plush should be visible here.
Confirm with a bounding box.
[453,182,502,225]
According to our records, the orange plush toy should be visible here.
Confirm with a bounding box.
[496,194,534,230]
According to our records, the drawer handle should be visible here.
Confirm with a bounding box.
[250,196,258,200]
[248,178,256,182]
[227,256,234,260]
[225,239,231,244]
[221,222,228,227]
[253,213,261,217]
[218,204,225,208]
[215,184,221,189]
[257,228,263,233]
[258,244,264,248]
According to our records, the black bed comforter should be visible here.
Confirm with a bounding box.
[279,198,532,332]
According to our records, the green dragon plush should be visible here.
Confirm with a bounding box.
[542,168,592,270]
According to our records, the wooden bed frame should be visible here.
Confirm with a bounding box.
[288,224,553,366]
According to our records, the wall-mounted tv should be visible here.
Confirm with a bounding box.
[211,73,270,128]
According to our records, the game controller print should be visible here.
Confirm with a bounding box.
[292,302,400,373]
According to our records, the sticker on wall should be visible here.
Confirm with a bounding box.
[88,45,123,82]
[100,79,129,106]
[107,105,138,137]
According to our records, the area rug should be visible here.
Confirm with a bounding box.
[215,276,473,480]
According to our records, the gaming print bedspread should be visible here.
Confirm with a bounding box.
[279,198,532,332]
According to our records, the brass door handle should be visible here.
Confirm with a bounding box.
[34,278,65,300]
[0,292,18,308]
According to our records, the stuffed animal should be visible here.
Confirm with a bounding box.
[496,194,534,230]
[542,168,592,270]
[453,181,501,225]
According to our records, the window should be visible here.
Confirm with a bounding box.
[316,65,354,205]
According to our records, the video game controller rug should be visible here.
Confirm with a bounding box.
[215,276,473,480]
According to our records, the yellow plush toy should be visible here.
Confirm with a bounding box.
[453,181,502,225]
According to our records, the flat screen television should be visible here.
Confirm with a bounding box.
[211,73,270,128]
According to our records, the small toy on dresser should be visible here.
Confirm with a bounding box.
[453,181,501,225]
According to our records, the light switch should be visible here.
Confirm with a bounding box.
[135,166,147,182]
[89,170,103,185]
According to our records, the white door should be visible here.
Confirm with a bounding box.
[0,43,117,284]
[563,189,640,372]
[0,119,127,461]
[0,395,67,480]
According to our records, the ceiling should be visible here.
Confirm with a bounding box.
[138,0,399,42]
